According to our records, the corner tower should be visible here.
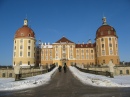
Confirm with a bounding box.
[13,19,36,68]
[95,17,120,65]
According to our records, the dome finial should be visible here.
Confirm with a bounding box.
[102,17,107,25]
[24,19,28,26]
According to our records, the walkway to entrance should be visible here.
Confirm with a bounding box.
[0,67,130,97]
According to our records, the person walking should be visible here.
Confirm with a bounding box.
[58,65,62,72]
[63,63,67,73]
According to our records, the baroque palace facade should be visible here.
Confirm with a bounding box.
[13,17,120,67]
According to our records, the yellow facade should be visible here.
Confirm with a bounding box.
[13,17,120,67]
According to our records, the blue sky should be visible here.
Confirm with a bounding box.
[0,0,130,65]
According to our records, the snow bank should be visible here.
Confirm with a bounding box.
[69,66,130,87]
[0,67,58,91]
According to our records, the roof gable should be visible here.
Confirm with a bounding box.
[55,36,74,43]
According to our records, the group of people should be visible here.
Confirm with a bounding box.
[58,64,67,73]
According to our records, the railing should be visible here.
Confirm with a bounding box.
[21,70,47,78]
[75,65,111,77]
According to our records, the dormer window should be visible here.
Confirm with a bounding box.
[108,30,111,34]
[101,32,103,35]
[28,34,31,37]
[21,33,24,36]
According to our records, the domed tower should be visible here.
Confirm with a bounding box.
[95,17,120,65]
[13,19,36,68]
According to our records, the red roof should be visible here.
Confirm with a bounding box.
[15,26,35,38]
[96,25,117,39]
[75,43,95,48]
[55,37,74,43]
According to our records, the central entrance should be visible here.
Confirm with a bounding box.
[62,61,66,66]
[60,58,68,66]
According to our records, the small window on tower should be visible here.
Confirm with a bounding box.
[28,40,31,43]
[28,46,30,50]
[102,44,104,48]
[109,38,111,41]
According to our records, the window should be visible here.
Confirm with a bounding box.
[28,46,30,50]
[20,51,22,56]
[28,40,31,43]
[50,56,52,60]
[20,39,23,43]
[86,55,89,59]
[109,43,112,47]
[102,50,105,55]
[109,38,111,41]
[82,55,84,59]
[9,73,12,77]
[21,33,24,36]
[28,34,31,37]
[28,52,30,56]
[14,62,15,65]
[91,50,93,53]
[46,56,48,60]
[20,45,23,49]
[103,60,105,63]
[110,50,113,54]
[101,32,103,35]
[120,70,123,74]
[82,50,84,53]
[101,38,104,41]
[15,40,16,43]
[91,55,94,59]
[102,44,104,48]
[126,70,129,74]
[28,61,30,65]
[2,73,5,77]
[108,31,111,34]
[15,46,16,50]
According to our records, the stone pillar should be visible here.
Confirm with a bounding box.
[14,65,21,81]
[108,60,114,78]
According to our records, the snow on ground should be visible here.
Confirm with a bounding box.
[69,66,130,87]
[0,67,58,91]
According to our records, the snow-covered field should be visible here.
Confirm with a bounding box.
[0,67,58,91]
[69,66,130,87]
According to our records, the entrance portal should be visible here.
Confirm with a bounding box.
[62,62,66,66]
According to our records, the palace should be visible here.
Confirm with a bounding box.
[13,17,120,68]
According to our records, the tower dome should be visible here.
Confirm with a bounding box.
[96,17,117,39]
[14,19,35,38]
